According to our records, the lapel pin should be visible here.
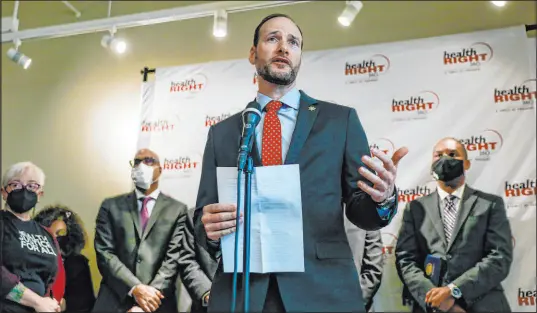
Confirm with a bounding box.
[308,105,316,111]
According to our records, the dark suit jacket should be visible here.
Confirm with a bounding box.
[93,191,187,312]
[194,91,397,312]
[395,185,513,312]
[179,208,219,312]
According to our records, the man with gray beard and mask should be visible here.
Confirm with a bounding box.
[194,13,408,312]
[395,137,513,313]
[93,148,191,313]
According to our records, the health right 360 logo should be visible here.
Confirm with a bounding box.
[391,90,440,122]
[494,78,536,113]
[504,177,536,210]
[169,73,207,98]
[459,129,503,161]
[443,42,493,74]
[517,287,536,307]
[505,178,536,198]
[344,54,390,84]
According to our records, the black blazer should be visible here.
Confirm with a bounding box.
[194,90,397,312]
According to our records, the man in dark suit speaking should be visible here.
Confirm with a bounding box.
[193,13,408,312]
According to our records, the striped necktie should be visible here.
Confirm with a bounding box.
[443,195,458,243]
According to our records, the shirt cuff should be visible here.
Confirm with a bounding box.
[128,285,136,297]
[375,189,397,220]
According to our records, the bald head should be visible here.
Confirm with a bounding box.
[433,137,468,160]
[134,148,160,163]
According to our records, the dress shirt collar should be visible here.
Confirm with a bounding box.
[256,87,301,111]
[134,187,161,200]
[437,183,465,201]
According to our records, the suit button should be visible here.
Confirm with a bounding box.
[137,258,141,263]
[447,254,452,260]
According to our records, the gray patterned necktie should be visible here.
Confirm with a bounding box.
[443,195,458,243]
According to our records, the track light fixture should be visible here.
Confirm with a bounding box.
[6,39,31,69]
[101,34,127,54]
[101,26,127,54]
[338,1,363,27]
[213,9,228,38]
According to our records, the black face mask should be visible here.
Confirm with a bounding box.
[56,236,69,255]
[431,156,465,182]
[6,189,38,214]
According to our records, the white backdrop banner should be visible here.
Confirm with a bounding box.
[529,37,536,75]
[138,26,536,311]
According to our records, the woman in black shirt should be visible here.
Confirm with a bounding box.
[34,205,96,312]
[1,162,61,312]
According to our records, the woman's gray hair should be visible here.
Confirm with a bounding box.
[2,162,46,188]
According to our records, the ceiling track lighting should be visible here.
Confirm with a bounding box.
[338,1,363,27]
[7,38,31,69]
[100,2,127,54]
[2,1,312,44]
[213,9,228,38]
[101,32,127,54]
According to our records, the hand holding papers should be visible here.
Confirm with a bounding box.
[217,164,305,273]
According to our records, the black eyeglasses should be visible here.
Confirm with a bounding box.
[130,157,158,167]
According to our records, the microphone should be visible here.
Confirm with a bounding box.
[237,101,261,171]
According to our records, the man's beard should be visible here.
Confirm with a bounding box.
[256,57,300,86]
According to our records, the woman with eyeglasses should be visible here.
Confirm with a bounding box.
[1,162,62,313]
[34,205,96,312]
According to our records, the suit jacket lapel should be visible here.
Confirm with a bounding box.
[446,186,478,252]
[284,90,318,165]
[127,192,142,240]
[142,194,168,241]
[423,192,447,252]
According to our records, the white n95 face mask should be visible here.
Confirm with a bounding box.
[131,163,155,190]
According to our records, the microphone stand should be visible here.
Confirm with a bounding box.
[232,103,260,313]
[241,156,254,312]
[232,152,254,313]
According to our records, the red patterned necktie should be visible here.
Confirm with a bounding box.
[262,100,283,166]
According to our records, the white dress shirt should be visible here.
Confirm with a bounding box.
[134,188,161,216]
[255,88,301,162]
[437,184,466,222]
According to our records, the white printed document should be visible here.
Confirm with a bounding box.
[217,164,305,273]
